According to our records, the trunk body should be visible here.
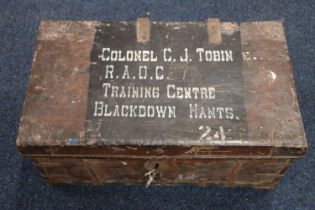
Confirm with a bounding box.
[17,19,307,189]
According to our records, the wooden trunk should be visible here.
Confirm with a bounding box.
[17,18,307,189]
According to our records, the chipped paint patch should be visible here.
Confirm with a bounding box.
[268,71,277,81]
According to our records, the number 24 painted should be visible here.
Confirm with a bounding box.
[199,125,226,141]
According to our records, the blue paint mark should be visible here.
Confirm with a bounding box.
[69,138,78,145]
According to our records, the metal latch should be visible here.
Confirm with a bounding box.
[144,159,169,188]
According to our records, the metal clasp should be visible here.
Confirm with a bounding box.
[144,164,158,188]
[144,160,169,188]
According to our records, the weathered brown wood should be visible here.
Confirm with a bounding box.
[16,19,307,188]
[32,157,293,188]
